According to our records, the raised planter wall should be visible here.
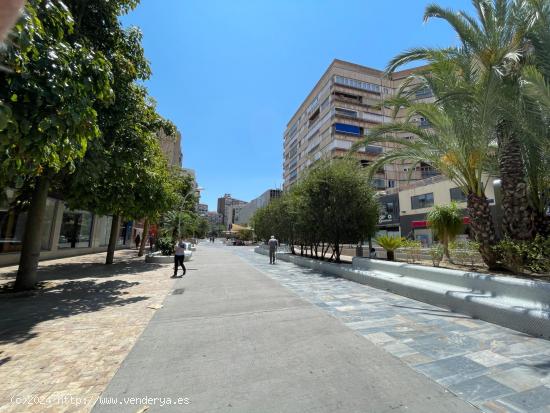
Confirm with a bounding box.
[255,246,550,339]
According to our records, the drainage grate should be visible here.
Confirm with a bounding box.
[172,288,185,295]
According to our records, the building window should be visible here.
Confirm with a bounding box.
[365,145,383,154]
[415,87,433,99]
[450,187,468,203]
[333,91,362,104]
[372,178,386,189]
[334,75,381,93]
[335,107,358,118]
[334,123,361,136]
[306,96,319,114]
[308,108,320,125]
[388,179,396,188]
[0,195,56,253]
[117,221,132,246]
[411,193,434,209]
[96,216,113,247]
[320,97,330,112]
[58,208,93,249]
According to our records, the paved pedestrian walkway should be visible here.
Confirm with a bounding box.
[93,244,477,413]
[233,246,550,413]
[0,250,175,413]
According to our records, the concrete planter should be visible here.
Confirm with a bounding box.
[255,247,550,339]
[145,252,192,263]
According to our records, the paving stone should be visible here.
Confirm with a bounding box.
[466,350,513,367]
[235,248,550,413]
[498,386,550,412]
[448,375,515,402]
[489,366,547,392]
[0,250,174,413]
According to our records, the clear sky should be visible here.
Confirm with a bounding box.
[121,0,472,211]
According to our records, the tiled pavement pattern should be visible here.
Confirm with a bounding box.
[233,246,550,413]
[0,250,174,413]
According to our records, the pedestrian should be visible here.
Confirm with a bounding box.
[148,235,154,252]
[172,238,187,278]
[134,233,141,250]
[369,247,377,259]
[268,235,278,264]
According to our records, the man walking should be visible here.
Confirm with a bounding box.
[172,239,187,278]
[268,235,278,264]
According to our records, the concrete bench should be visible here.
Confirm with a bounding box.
[255,247,550,339]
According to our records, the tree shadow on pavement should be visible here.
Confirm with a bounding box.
[0,278,148,346]
[0,258,164,283]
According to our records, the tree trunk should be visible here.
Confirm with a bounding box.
[442,234,451,262]
[106,214,120,265]
[387,250,395,261]
[498,128,534,240]
[138,219,149,257]
[14,176,50,290]
[467,193,499,269]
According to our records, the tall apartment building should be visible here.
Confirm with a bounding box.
[217,194,247,227]
[158,128,183,168]
[283,59,435,190]
[197,203,208,217]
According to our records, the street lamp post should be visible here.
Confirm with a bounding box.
[178,187,204,239]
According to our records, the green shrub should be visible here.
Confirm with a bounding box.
[429,244,444,267]
[496,235,550,274]
[450,240,480,268]
[400,239,422,263]
[156,237,174,256]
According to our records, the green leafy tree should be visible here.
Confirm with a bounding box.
[62,0,180,264]
[427,202,464,262]
[253,159,378,263]
[0,0,113,289]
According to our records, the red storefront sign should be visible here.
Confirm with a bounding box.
[412,216,470,229]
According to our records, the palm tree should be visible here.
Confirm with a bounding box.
[427,203,464,262]
[519,0,550,234]
[387,0,542,241]
[353,53,501,268]
[375,235,404,261]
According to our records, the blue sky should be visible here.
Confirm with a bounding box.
[122,0,472,210]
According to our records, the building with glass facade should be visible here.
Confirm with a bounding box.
[0,192,133,266]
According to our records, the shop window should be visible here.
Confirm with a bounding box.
[58,208,93,249]
[96,216,113,247]
[0,195,56,253]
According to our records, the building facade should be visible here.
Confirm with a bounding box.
[231,189,282,226]
[158,128,183,168]
[0,191,133,266]
[373,175,499,246]
[217,194,247,227]
[282,59,434,190]
[197,203,208,217]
